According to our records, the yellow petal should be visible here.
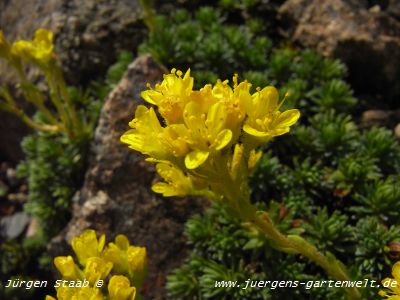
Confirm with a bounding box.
[141,89,159,105]
[275,109,300,127]
[259,86,279,110]
[243,124,270,138]
[213,129,232,150]
[152,182,176,196]
[54,256,79,280]
[115,235,130,251]
[185,150,209,169]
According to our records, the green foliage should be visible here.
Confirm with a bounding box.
[16,134,86,237]
[151,4,400,300]
[139,7,271,87]
[0,230,52,299]
[140,8,355,117]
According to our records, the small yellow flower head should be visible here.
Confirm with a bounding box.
[83,257,113,285]
[103,234,148,286]
[108,275,136,300]
[141,68,194,124]
[242,86,300,144]
[380,261,400,299]
[71,229,106,266]
[127,245,147,277]
[121,105,170,160]
[54,256,80,280]
[10,28,54,65]
[183,101,233,169]
[152,163,194,196]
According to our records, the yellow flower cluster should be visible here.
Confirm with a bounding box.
[121,69,300,201]
[380,262,400,299]
[46,230,147,300]
[5,28,54,66]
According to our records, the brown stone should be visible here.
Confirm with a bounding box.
[360,109,400,128]
[279,0,400,101]
[48,55,204,300]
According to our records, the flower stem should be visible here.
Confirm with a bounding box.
[221,179,361,299]
[249,211,361,299]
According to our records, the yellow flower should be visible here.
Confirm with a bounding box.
[108,275,136,300]
[380,261,400,299]
[242,86,300,143]
[152,163,194,196]
[212,75,249,140]
[120,105,169,159]
[103,234,148,286]
[102,234,129,274]
[10,28,53,65]
[83,257,113,285]
[54,256,80,280]
[183,101,232,169]
[126,244,148,278]
[141,68,194,124]
[71,229,106,266]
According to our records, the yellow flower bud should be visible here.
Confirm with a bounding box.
[248,150,262,174]
[54,256,80,280]
[83,257,113,285]
[103,234,148,286]
[71,229,106,266]
[108,275,136,300]
[127,245,147,287]
[152,163,194,197]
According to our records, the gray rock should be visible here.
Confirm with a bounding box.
[48,55,205,300]
[0,211,30,240]
[0,0,145,85]
[279,0,400,102]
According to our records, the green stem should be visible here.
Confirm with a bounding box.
[12,106,60,133]
[53,65,83,137]
[250,212,360,299]
[220,179,361,299]
[12,68,60,126]
[45,70,72,137]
